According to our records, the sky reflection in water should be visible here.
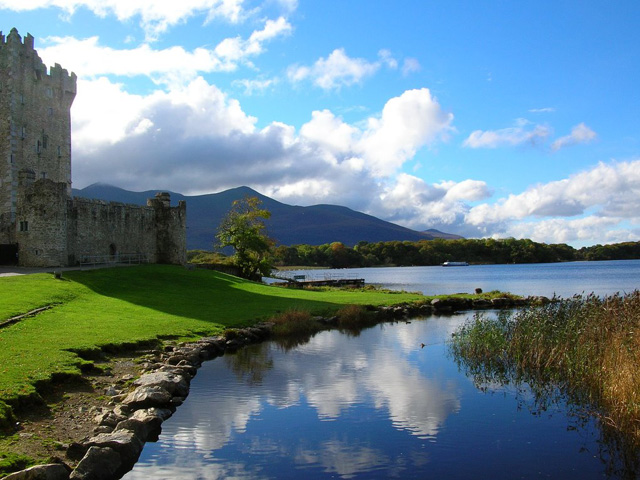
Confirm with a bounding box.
[124,313,614,479]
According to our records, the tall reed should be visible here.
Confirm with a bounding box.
[451,291,640,443]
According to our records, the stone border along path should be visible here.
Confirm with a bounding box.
[3,295,551,480]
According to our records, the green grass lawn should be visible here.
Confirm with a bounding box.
[0,264,424,408]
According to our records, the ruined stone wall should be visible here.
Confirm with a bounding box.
[16,179,68,267]
[147,193,187,265]
[68,198,159,264]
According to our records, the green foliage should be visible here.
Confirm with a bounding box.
[0,401,15,430]
[187,250,230,265]
[0,264,424,407]
[216,196,274,279]
[0,452,35,476]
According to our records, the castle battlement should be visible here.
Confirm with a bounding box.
[0,28,77,96]
[71,196,147,210]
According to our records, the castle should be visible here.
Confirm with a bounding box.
[0,28,186,267]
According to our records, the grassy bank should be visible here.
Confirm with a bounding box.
[451,292,640,444]
[0,264,428,411]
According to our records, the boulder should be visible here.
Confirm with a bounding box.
[69,447,121,480]
[113,408,171,442]
[3,463,70,480]
[133,372,189,397]
[81,431,144,471]
[122,385,173,408]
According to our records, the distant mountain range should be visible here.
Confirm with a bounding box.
[72,184,462,250]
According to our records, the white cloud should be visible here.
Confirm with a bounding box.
[529,107,555,113]
[358,88,454,176]
[464,159,640,242]
[0,0,250,41]
[37,17,291,86]
[232,77,277,95]
[401,58,421,76]
[551,123,597,151]
[287,48,383,90]
[463,119,550,148]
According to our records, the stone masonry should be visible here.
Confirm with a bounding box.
[0,28,186,267]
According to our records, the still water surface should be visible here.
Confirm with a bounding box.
[124,261,640,479]
[280,259,640,298]
[126,315,623,479]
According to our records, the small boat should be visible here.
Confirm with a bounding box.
[442,261,469,267]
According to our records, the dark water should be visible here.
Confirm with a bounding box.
[278,259,640,298]
[124,314,631,479]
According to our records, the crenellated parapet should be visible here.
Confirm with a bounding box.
[0,28,77,103]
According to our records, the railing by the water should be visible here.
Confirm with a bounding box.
[79,253,149,266]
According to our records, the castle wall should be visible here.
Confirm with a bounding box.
[68,197,159,265]
[16,179,68,267]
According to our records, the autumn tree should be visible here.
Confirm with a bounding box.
[216,196,274,280]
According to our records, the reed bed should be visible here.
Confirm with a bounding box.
[451,291,640,443]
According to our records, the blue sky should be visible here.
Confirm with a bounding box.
[2,0,640,246]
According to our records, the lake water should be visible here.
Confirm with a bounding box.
[124,261,640,479]
[276,259,640,298]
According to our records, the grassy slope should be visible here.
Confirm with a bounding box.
[0,264,424,404]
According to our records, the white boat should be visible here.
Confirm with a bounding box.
[442,261,469,267]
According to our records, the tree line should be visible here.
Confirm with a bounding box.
[271,238,640,269]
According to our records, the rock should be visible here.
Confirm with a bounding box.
[431,297,471,312]
[104,386,120,397]
[490,297,512,308]
[81,431,144,471]
[94,410,126,427]
[472,299,492,309]
[92,426,114,435]
[3,463,70,480]
[122,385,173,408]
[113,408,170,442]
[157,364,196,378]
[69,447,121,480]
[133,371,189,397]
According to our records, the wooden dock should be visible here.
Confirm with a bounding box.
[274,274,365,289]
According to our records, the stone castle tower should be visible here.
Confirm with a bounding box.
[0,28,76,245]
[0,29,186,267]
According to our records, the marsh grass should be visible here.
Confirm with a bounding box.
[451,291,640,445]
[269,309,318,337]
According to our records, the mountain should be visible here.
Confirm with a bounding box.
[72,183,462,250]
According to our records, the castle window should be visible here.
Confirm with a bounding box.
[41,172,47,180]
[21,126,26,139]
[48,107,53,117]
[36,140,42,154]
[19,221,28,232]
[57,146,62,158]
[20,94,25,105]
[42,133,48,149]
[10,154,15,164]
[45,87,53,98]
